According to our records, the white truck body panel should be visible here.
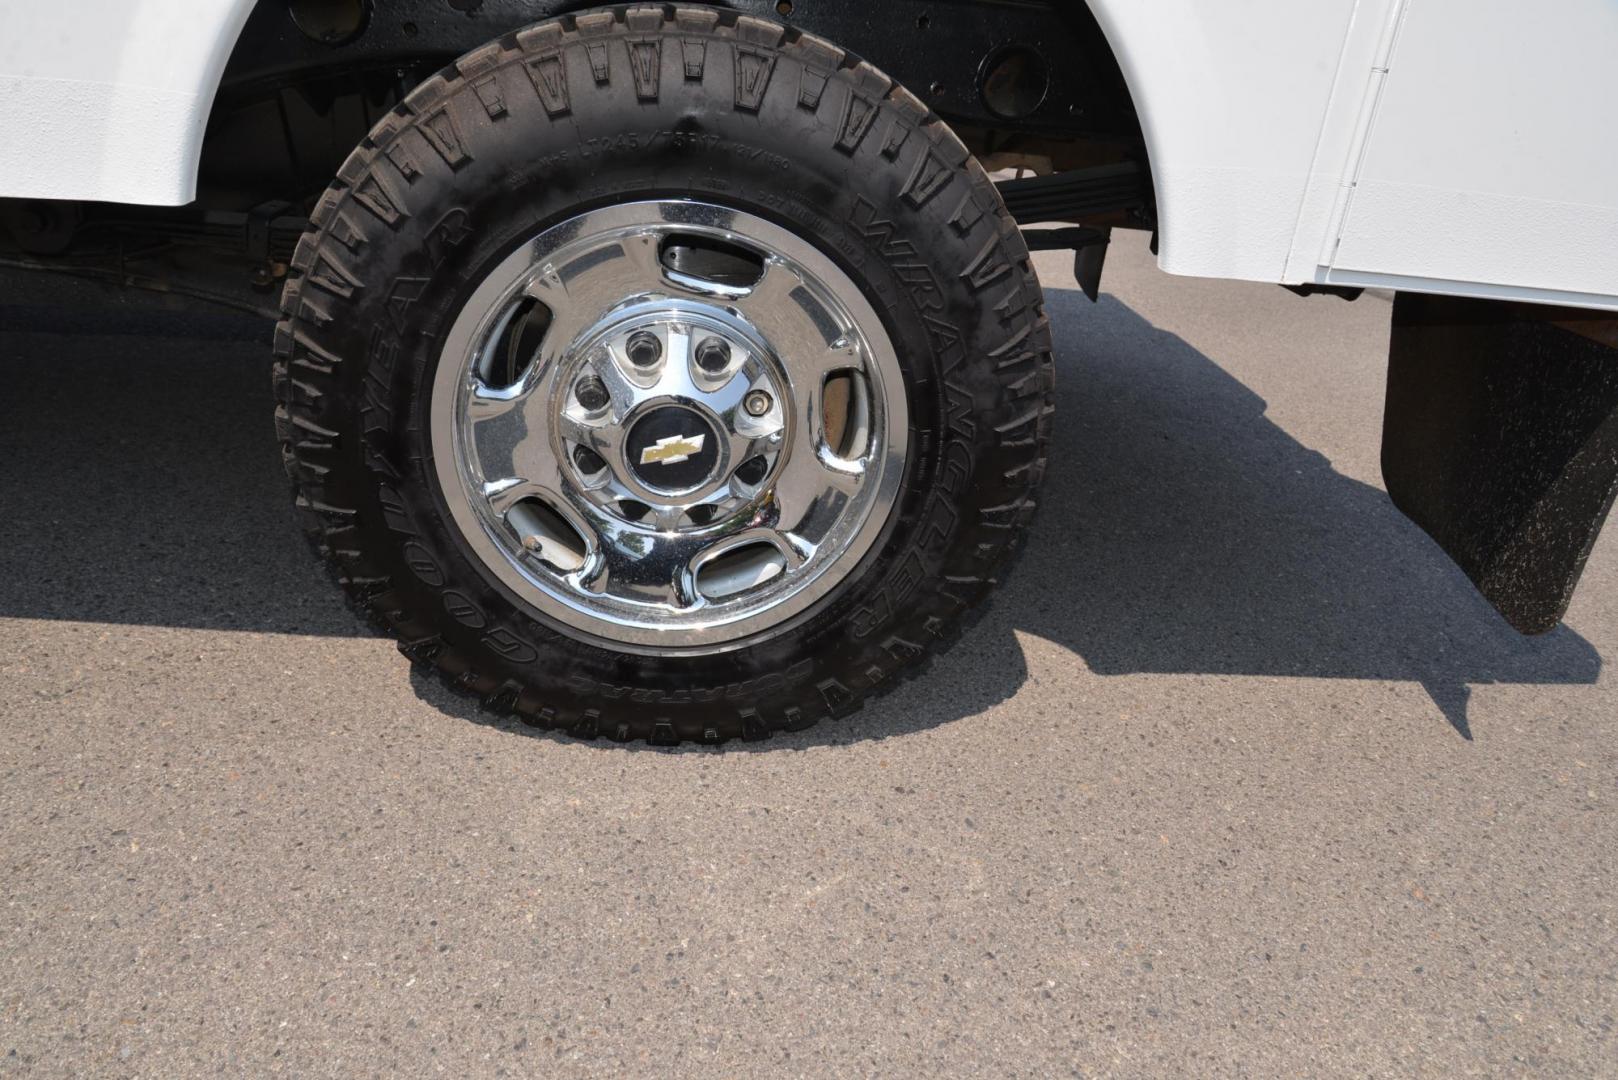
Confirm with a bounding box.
[1322,0,1618,309]
[0,0,256,205]
[1086,0,1363,283]
[2,0,1615,308]
[1089,0,1618,310]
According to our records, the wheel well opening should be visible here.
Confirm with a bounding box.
[193,1,1152,223]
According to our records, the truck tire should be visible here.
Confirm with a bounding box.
[272,6,1052,743]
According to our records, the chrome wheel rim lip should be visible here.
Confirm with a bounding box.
[429,200,908,652]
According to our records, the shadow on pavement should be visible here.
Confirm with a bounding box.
[0,284,1600,741]
[0,302,358,639]
[1010,287,1600,739]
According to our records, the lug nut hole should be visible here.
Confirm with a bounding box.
[695,336,732,374]
[744,389,773,417]
[734,455,769,486]
[625,330,662,368]
[575,376,610,412]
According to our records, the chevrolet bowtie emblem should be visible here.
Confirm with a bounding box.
[639,434,706,466]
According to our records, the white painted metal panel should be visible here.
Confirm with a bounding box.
[1084,0,1360,282]
[1325,0,1618,308]
[0,0,257,205]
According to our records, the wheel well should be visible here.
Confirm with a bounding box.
[198,1,1149,215]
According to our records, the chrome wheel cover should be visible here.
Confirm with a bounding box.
[430,201,908,651]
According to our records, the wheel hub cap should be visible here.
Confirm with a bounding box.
[625,406,721,491]
[430,201,908,652]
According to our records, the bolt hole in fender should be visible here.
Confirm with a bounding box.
[430,200,908,654]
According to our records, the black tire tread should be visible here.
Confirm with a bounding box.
[272,4,1053,743]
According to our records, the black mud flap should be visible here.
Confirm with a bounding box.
[1383,293,1618,634]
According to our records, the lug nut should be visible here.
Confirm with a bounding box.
[744,389,773,417]
[625,330,661,368]
[694,336,731,374]
[575,376,610,412]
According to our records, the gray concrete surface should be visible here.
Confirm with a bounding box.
[2,235,1614,1077]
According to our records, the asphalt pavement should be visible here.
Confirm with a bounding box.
[2,235,1614,1077]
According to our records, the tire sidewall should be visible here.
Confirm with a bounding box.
[283,12,1050,736]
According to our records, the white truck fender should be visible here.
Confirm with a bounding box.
[0,0,257,205]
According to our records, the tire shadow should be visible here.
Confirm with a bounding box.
[0,281,1600,744]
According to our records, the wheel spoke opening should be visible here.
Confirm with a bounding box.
[506,497,589,574]
[822,367,872,461]
[478,295,552,390]
[694,541,788,601]
[659,233,765,295]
